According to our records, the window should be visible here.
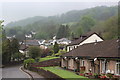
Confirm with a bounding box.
[116,62,120,75]
[101,60,108,73]
[82,60,85,66]
[102,61,105,73]
[70,47,72,51]
[74,46,76,49]
[69,47,70,51]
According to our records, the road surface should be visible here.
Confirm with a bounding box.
[2,65,29,78]
[0,68,2,79]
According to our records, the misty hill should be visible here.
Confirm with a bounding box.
[6,16,46,27]
[6,6,117,27]
[5,6,118,40]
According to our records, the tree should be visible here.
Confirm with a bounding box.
[10,38,20,60]
[57,24,70,39]
[102,16,118,39]
[65,25,71,38]
[0,20,4,65]
[71,32,74,39]
[12,52,23,61]
[2,39,11,64]
[0,20,4,37]
[80,16,95,32]
[28,46,42,59]
[57,25,65,39]
[76,27,83,37]
[53,42,59,53]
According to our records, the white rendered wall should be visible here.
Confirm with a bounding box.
[79,34,103,45]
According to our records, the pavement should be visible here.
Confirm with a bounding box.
[22,67,45,79]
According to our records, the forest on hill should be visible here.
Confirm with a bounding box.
[5,6,118,41]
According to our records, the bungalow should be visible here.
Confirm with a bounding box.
[24,40,40,46]
[57,38,71,45]
[61,39,120,75]
[38,39,46,45]
[67,32,103,52]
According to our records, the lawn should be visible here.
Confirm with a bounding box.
[39,66,89,80]
[39,56,59,62]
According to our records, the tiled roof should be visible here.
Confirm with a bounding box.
[24,40,40,46]
[68,32,103,46]
[63,39,120,58]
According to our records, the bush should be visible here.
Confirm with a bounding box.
[55,49,66,56]
[28,46,42,59]
[12,52,23,61]
[46,56,52,58]
[23,58,35,69]
[64,66,66,69]
[94,73,100,78]
[35,58,39,62]
[106,73,113,78]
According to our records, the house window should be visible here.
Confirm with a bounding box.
[116,62,120,75]
[102,61,105,73]
[69,47,70,51]
[74,46,76,49]
[82,60,85,66]
[101,60,108,73]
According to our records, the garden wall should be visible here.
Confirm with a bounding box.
[31,58,61,67]
[29,66,66,80]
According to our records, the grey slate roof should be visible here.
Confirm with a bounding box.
[63,39,120,58]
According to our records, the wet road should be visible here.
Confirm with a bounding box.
[2,65,29,78]
[0,68,2,79]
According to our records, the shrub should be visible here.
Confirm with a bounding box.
[46,56,52,58]
[80,71,85,74]
[55,49,66,56]
[94,73,100,78]
[28,46,42,59]
[35,58,39,62]
[63,66,66,69]
[99,75,107,78]
[106,73,113,78]
[23,58,35,69]
[12,52,23,61]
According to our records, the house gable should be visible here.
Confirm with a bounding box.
[67,32,104,52]
[79,33,103,45]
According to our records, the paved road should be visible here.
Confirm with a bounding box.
[2,65,29,78]
[0,68,2,79]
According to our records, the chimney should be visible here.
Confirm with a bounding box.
[80,35,83,39]
[94,40,97,45]
[95,40,97,43]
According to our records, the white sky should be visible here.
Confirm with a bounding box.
[0,0,119,25]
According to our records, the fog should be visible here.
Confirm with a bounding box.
[1,2,118,25]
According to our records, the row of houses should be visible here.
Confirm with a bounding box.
[61,32,120,75]
[19,38,71,55]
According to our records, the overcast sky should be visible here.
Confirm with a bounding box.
[0,0,118,25]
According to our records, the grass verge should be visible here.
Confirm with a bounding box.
[38,66,94,80]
